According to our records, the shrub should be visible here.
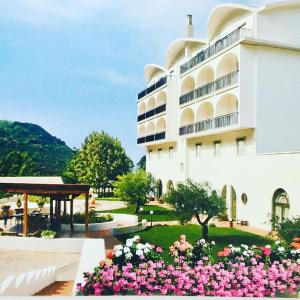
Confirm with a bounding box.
[272,215,300,244]
[41,230,56,238]
[61,210,113,225]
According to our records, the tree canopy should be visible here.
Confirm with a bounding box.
[136,155,146,170]
[64,131,133,191]
[114,169,152,213]
[166,180,226,239]
[0,120,73,176]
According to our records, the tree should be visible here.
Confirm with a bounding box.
[166,180,226,240]
[114,170,152,213]
[136,155,146,170]
[65,131,133,194]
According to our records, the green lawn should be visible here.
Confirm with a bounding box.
[97,204,179,222]
[95,197,121,201]
[118,224,272,262]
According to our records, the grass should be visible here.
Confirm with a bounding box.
[96,197,121,201]
[118,224,272,262]
[97,204,179,222]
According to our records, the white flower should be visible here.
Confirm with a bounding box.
[278,247,285,252]
[133,235,140,242]
[200,239,206,244]
[211,241,215,245]
[228,244,233,248]
[144,248,150,254]
[242,244,249,250]
[136,243,144,250]
[265,245,271,249]
[145,243,151,249]
[115,250,122,257]
[297,259,300,264]
[136,249,143,256]
[114,244,123,251]
[123,247,130,253]
[125,252,133,259]
[243,251,248,256]
[275,240,281,245]
[126,239,133,247]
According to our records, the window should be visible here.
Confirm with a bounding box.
[195,143,202,157]
[241,193,248,205]
[237,137,246,156]
[158,148,162,159]
[149,150,152,161]
[180,163,184,171]
[214,141,221,157]
[169,147,174,159]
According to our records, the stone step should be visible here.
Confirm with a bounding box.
[34,281,74,296]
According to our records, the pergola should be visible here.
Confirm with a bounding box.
[0,182,90,237]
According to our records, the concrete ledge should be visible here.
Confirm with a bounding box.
[73,239,105,295]
[61,213,139,232]
[112,219,147,236]
[0,236,84,253]
[0,266,57,296]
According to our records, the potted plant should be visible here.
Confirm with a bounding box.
[37,198,45,209]
[41,230,56,239]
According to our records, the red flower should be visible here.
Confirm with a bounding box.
[263,247,271,256]
[106,251,114,260]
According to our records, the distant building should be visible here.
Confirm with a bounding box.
[136,1,300,230]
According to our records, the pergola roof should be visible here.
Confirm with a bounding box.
[0,182,90,196]
[0,176,64,184]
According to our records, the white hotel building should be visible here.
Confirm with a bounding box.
[136,1,300,230]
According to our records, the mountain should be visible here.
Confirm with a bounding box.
[0,120,74,176]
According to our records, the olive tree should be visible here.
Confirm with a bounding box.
[166,180,226,240]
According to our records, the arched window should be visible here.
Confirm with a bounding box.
[272,188,290,223]
[167,180,174,194]
[156,179,163,198]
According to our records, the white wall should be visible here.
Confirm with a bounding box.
[255,46,300,153]
[257,5,300,46]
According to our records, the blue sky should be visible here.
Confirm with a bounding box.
[0,0,273,163]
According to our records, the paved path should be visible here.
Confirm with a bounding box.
[35,281,74,296]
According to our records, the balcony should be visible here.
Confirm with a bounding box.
[179,112,238,136]
[138,76,167,100]
[180,26,248,75]
[180,70,239,105]
[137,131,166,144]
[137,104,166,122]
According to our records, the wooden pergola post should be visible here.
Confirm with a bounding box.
[50,197,53,220]
[70,198,74,233]
[57,198,61,232]
[23,193,28,237]
[85,192,89,233]
[63,198,67,216]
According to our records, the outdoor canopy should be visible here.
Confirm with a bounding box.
[0,181,90,237]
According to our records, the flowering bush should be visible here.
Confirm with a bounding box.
[108,235,163,267]
[169,234,193,263]
[76,259,300,296]
[217,240,300,267]
[191,238,215,265]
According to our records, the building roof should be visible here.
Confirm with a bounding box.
[144,64,166,82]
[165,38,206,70]
[207,3,254,42]
[0,176,64,184]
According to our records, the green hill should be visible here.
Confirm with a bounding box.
[0,120,73,176]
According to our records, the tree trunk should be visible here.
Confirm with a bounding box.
[201,223,209,240]
[135,199,141,214]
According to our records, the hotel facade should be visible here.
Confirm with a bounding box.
[136,1,300,230]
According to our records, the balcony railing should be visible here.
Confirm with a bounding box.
[137,104,166,122]
[179,90,195,105]
[180,70,239,105]
[137,131,166,144]
[179,112,238,136]
[138,76,167,100]
[180,26,248,75]
[179,123,194,136]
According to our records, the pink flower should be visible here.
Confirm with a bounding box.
[156,247,163,253]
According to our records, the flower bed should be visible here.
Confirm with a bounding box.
[76,235,300,297]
